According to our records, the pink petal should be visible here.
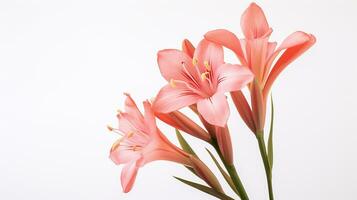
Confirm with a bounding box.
[261,42,278,82]
[241,3,270,39]
[123,93,144,120]
[118,112,146,134]
[121,162,139,193]
[142,101,157,135]
[216,64,254,93]
[182,39,195,58]
[197,93,230,127]
[193,39,224,72]
[117,113,136,134]
[251,80,266,132]
[245,37,270,82]
[153,84,201,113]
[157,49,193,82]
[204,29,246,65]
[110,145,140,165]
[215,126,233,165]
[263,32,316,97]
[140,146,190,166]
[230,91,256,132]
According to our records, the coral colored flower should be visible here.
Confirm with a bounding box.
[109,94,192,193]
[205,3,316,132]
[153,39,254,127]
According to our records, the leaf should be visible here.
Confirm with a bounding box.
[175,129,197,175]
[174,176,234,200]
[176,129,197,156]
[267,95,274,170]
[206,148,240,197]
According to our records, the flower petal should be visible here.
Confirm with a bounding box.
[204,29,246,65]
[240,3,270,39]
[123,93,144,120]
[140,146,190,166]
[263,32,316,97]
[182,39,195,58]
[110,144,140,165]
[121,162,139,193]
[194,39,224,72]
[157,49,193,82]
[197,93,230,127]
[142,100,157,135]
[117,113,136,134]
[216,64,254,93]
[245,37,270,82]
[153,84,201,113]
[230,91,256,132]
[215,126,233,165]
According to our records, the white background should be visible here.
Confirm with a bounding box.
[1,0,356,199]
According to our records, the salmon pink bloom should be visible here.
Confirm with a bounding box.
[153,39,254,127]
[204,3,316,132]
[109,94,192,193]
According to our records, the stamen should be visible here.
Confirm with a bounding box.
[204,61,211,71]
[107,125,124,135]
[132,145,140,151]
[192,58,198,66]
[170,79,176,88]
[111,138,123,152]
[201,72,210,80]
[107,125,114,132]
[127,131,134,138]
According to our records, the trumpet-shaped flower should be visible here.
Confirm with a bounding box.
[204,3,315,132]
[153,39,254,127]
[109,94,192,192]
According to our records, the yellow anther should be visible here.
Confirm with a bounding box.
[204,61,211,71]
[110,138,122,152]
[192,58,198,66]
[170,79,176,88]
[127,131,134,138]
[107,125,114,132]
[201,72,210,80]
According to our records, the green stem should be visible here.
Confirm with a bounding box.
[256,132,274,200]
[212,139,249,200]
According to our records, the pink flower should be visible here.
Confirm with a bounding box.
[204,3,316,132]
[153,39,254,127]
[109,94,192,192]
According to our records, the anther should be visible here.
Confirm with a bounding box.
[201,72,210,80]
[170,79,176,88]
[127,131,134,138]
[192,58,198,66]
[107,125,114,132]
[204,61,211,71]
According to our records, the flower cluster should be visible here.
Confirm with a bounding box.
[108,3,315,200]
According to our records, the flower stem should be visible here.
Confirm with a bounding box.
[256,132,274,200]
[212,139,249,200]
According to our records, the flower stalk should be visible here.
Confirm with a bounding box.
[256,132,274,200]
[211,138,249,200]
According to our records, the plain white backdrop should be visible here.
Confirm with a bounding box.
[1,0,356,199]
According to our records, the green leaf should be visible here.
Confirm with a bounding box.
[267,95,274,170]
[175,129,198,175]
[174,176,234,200]
[176,129,197,156]
[206,148,240,197]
